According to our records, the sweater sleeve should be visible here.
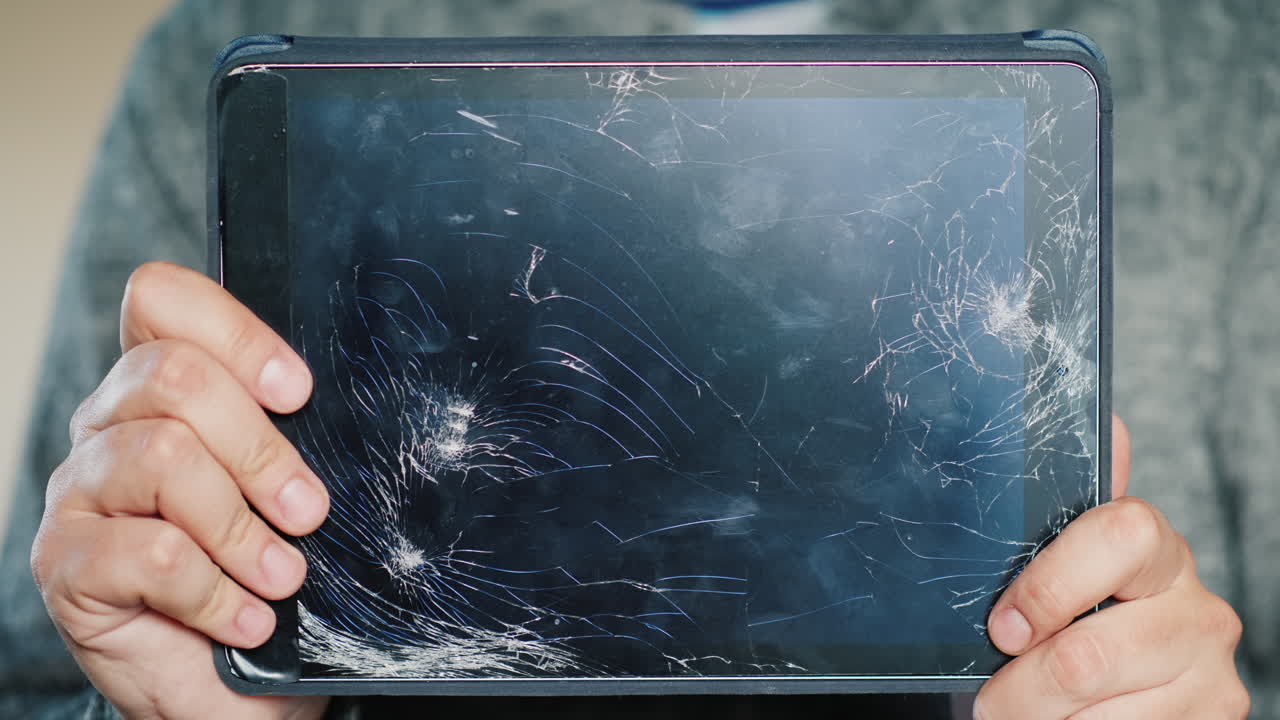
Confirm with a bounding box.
[1213,108,1280,719]
[1189,6,1280,719]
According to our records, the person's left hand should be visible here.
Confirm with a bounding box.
[973,416,1248,719]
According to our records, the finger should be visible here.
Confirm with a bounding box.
[976,591,1205,720]
[988,496,1188,655]
[55,419,307,600]
[119,261,311,413]
[69,339,328,535]
[1111,413,1131,498]
[43,516,275,649]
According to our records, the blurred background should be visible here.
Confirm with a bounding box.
[0,1,174,541]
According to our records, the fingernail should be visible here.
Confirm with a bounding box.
[261,541,304,590]
[235,602,274,643]
[991,606,1032,654]
[971,697,988,720]
[277,475,326,528]
[258,355,309,410]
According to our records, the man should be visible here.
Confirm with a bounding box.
[4,1,1274,717]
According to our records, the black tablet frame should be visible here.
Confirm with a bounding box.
[210,32,1112,696]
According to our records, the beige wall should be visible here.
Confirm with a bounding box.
[0,1,174,547]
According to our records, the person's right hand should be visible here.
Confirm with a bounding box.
[30,262,332,720]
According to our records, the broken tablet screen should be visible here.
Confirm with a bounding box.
[266,63,1101,680]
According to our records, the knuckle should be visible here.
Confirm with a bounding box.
[139,419,199,475]
[1016,571,1071,628]
[44,460,75,509]
[123,262,176,316]
[1202,594,1244,646]
[238,431,285,482]
[145,342,209,402]
[68,391,98,442]
[1105,497,1163,558]
[218,503,262,556]
[223,317,273,377]
[1045,629,1110,698]
[1175,531,1198,575]
[1225,680,1251,719]
[187,572,233,629]
[145,524,194,578]
[29,522,56,594]
[121,262,179,341]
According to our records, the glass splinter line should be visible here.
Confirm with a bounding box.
[285,63,1098,679]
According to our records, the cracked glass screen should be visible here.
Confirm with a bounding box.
[275,63,1101,680]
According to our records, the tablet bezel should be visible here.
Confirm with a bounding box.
[211,33,1111,696]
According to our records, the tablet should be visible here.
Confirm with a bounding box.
[211,32,1111,695]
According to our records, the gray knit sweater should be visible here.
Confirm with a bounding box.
[2,1,1277,717]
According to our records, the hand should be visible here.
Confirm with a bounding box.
[974,416,1248,719]
[30,262,331,720]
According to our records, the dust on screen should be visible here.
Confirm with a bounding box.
[280,64,1100,679]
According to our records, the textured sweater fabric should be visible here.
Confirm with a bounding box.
[2,1,1277,717]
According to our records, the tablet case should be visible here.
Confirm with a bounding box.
[209,31,1112,696]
